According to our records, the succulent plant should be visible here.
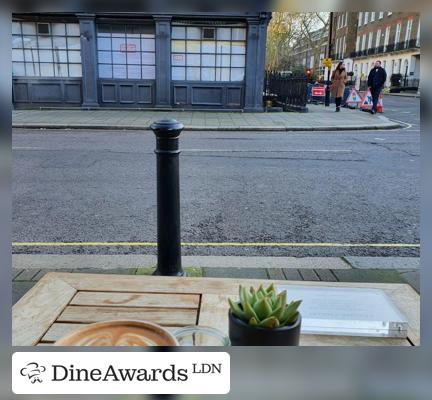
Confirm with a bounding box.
[228,283,301,329]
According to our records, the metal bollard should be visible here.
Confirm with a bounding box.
[150,118,184,276]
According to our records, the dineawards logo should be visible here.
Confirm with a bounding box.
[51,362,189,382]
[12,352,230,395]
[20,362,47,384]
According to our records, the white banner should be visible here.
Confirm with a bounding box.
[12,352,230,394]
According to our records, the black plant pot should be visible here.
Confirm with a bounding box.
[228,310,301,346]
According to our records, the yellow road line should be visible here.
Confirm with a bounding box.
[12,242,420,248]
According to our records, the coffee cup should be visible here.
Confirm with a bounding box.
[54,320,179,346]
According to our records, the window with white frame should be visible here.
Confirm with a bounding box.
[337,15,341,29]
[416,21,420,46]
[356,35,360,52]
[344,12,348,26]
[405,18,413,44]
[97,24,156,80]
[358,12,363,26]
[376,29,381,48]
[379,12,384,19]
[370,12,375,22]
[361,34,366,50]
[171,25,246,82]
[395,23,401,44]
[367,32,373,49]
[364,12,369,24]
[384,26,390,49]
[12,20,82,77]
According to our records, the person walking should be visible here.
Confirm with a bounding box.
[330,61,347,112]
[367,60,387,114]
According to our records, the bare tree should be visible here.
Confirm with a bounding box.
[265,12,298,70]
[297,13,329,73]
[266,12,329,72]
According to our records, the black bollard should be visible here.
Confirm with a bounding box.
[150,118,184,276]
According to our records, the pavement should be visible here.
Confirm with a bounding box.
[12,104,401,131]
[12,254,419,305]
[385,91,420,98]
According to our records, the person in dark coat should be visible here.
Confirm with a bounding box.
[367,60,387,114]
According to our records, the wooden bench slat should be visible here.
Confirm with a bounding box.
[70,291,200,309]
[12,274,76,346]
[41,323,88,342]
[56,272,415,295]
[57,306,198,326]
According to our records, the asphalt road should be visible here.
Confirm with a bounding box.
[12,96,420,257]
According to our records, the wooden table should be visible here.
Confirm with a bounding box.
[12,272,420,346]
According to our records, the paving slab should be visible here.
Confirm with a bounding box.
[398,270,420,293]
[332,269,405,284]
[73,267,137,275]
[12,254,156,269]
[314,269,338,282]
[344,256,419,269]
[266,268,285,280]
[12,254,351,270]
[12,105,401,131]
[282,269,303,281]
[12,268,23,280]
[14,269,40,281]
[13,282,36,305]
[298,269,320,281]
[202,267,268,279]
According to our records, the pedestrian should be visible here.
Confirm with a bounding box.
[330,61,347,112]
[367,60,387,114]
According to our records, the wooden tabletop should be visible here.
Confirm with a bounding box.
[12,272,420,346]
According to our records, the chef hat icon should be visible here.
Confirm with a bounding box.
[20,362,46,383]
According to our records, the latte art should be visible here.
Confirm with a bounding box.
[55,321,178,346]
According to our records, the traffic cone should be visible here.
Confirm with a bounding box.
[377,94,383,113]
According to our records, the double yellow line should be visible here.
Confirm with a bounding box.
[12,242,420,248]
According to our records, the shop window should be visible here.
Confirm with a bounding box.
[97,24,155,80]
[171,24,246,82]
[12,21,82,78]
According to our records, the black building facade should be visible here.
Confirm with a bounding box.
[12,12,271,111]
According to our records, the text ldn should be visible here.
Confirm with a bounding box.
[52,364,188,382]
[192,363,222,374]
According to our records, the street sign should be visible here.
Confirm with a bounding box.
[311,86,325,97]
[321,58,332,68]
[360,89,383,112]
[345,88,363,108]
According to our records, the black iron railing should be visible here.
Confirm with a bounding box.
[350,39,420,58]
[264,71,308,111]
[358,77,419,92]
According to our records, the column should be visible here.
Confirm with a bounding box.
[244,14,270,112]
[154,15,172,108]
[77,14,99,107]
